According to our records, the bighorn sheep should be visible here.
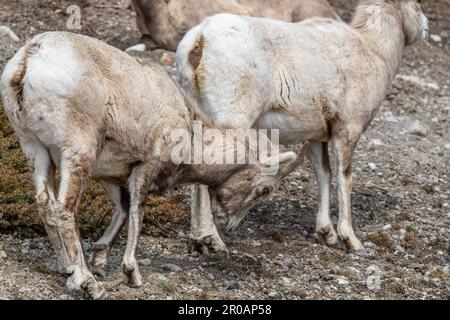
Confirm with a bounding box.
[176,0,429,253]
[0,32,300,298]
[131,0,340,51]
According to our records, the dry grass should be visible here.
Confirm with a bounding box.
[367,232,392,249]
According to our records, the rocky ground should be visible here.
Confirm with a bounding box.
[0,0,449,300]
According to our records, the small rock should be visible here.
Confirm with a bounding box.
[368,163,377,171]
[337,276,349,286]
[0,26,19,42]
[159,53,173,65]
[331,266,341,275]
[0,250,7,259]
[427,81,440,91]
[348,267,361,275]
[394,245,405,254]
[224,281,240,290]
[281,277,291,285]
[396,74,440,91]
[267,291,278,298]
[162,263,182,272]
[431,278,441,287]
[369,139,384,148]
[157,274,168,281]
[125,43,146,53]
[406,121,429,137]
[139,258,152,266]
[430,34,442,43]
[383,111,398,123]
[444,144,450,149]
[383,224,392,231]
[0,293,8,300]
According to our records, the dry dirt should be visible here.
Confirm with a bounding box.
[0,0,449,300]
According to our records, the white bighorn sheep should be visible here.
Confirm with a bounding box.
[176,0,429,253]
[131,0,340,51]
[0,32,301,298]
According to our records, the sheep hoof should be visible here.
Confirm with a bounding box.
[316,225,339,247]
[342,237,365,253]
[66,265,107,300]
[92,265,107,279]
[122,263,143,288]
[88,244,109,278]
[191,235,229,257]
[122,272,143,288]
[81,278,108,300]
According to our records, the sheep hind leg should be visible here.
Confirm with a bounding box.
[190,185,229,256]
[20,137,70,273]
[89,181,129,278]
[57,151,106,299]
[332,133,365,253]
[307,141,338,246]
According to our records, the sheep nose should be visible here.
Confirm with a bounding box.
[421,15,429,40]
[422,28,429,40]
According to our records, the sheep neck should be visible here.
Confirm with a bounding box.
[351,4,405,81]
[168,121,251,187]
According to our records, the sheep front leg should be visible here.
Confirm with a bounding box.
[190,185,228,256]
[332,133,365,253]
[89,182,129,278]
[58,154,106,299]
[307,141,338,246]
[122,163,158,287]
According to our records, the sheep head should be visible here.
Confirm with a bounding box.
[208,151,301,233]
[399,0,429,44]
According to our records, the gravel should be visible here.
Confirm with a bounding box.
[0,0,448,300]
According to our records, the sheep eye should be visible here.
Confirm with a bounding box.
[260,187,270,197]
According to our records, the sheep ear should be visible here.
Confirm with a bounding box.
[400,1,423,45]
[259,151,296,167]
[279,151,297,164]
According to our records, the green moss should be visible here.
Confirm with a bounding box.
[159,280,177,293]
[398,212,411,221]
[422,185,435,194]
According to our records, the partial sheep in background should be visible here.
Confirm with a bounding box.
[176,0,429,254]
[0,32,300,298]
[131,0,340,51]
